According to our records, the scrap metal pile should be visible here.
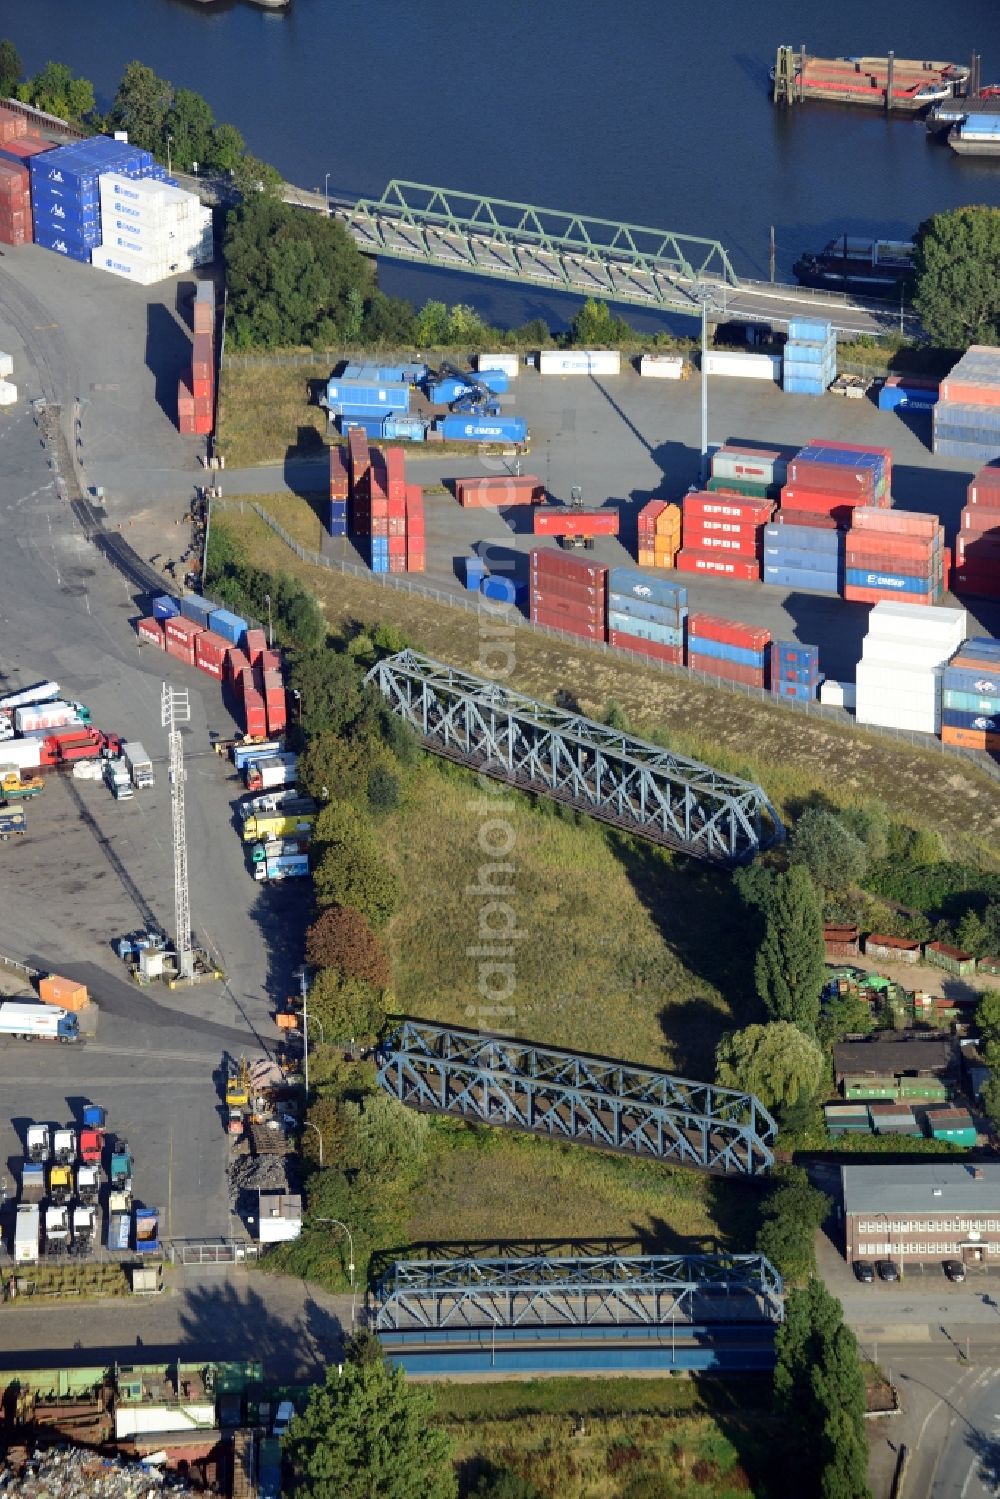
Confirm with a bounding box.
[0,1446,193,1495]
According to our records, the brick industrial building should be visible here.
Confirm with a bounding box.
[842,1163,1000,1266]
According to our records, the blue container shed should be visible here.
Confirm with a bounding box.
[209,608,249,646]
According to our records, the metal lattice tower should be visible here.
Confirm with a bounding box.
[377,1020,778,1177]
[366,650,783,865]
[373,1252,784,1334]
[161,683,194,981]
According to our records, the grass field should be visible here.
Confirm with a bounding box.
[217,362,331,468]
[214,501,1000,857]
[431,1377,775,1498]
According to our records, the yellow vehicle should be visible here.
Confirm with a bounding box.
[241,812,315,845]
[49,1164,73,1203]
[0,768,44,801]
[226,1057,251,1110]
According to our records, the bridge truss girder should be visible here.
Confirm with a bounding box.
[373,1252,784,1332]
[366,651,783,865]
[342,180,738,312]
[376,1020,777,1177]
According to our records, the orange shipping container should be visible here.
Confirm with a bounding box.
[39,975,89,1011]
[850,507,940,539]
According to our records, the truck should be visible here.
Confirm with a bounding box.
[20,1162,44,1202]
[0,1002,79,1044]
[250,837,309,864]
[44,1203,70,1255]
[0,767,44,801]
[26,1123,51,1162]
[242,812,315,845]
[80,1105,106,1163]
[257,1438,282,1499]
[53,1127,76,1164]
[232,739,283,773]
[0,680,60,711]
[134,1206,160,1254]
[110,1141,133,1198]
[77,1162,100,1205]
[0,807,26,839]
[122,741,154,789]
[244,754,297,793]
[14,701,84,735]
[15,1203,40,1264]
[240,790,316,821]
[49,1164,73,1204]
[103,757,134,800]
[255,852,310,883]
[72,1204,96,1254]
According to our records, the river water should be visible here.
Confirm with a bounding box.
[5,0,1000,328]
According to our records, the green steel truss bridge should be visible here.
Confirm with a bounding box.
[365,649,783,865]
[372,1251,785,1334]
[375,1019,778,1177]
[333,180,902,334]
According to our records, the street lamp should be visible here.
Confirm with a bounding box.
[263,592,273,648]
[324,172,331,216]
[315,1216,356,1327]
[693,283,722,484]
[302,1119,323,1168]
[166,134,173,177]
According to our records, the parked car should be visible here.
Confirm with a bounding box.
[273,1401,296,1439]
[876,1260,900,1283]
[853,1260,875,1283]
[943,1259,967,1283]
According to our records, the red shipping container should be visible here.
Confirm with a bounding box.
[531,607,606,640]
[193,413,213,436]
[774,509,840,531]
[370,517,389,539]
[530,590,605,625]
[384,446,407,500]
[194,630,229,679]
[850,507,939,539]
[684,492,773,525]
[192,375,213,402]
[387,515,406,538]
[687,613,771,650]
[242,629,266,663]
[406,546,426,573]
[266,696,287,736]
[967,469,1000,505]
[242,690,267,739]
[529,549,608,586]
[779,487,859,522]
[164,633,196,666]
[637,499,668,534]
[259,649,282,672]
[683,525,763,552]
[262,667,283,694]
[193,303,214,337]
[177,378,195,418]
[192,330,214,380]
[136,617,164,647]
[688,653,768,688]
[165,616,203,646]
[369,458,388,505]
[388,555,407,574]
[532,507,619,537]
[845,536,940,564]
[225,649,250,686]
[940,380,1000,408]
[609,630,684,666]
[675,550,761,582]
[370,494,389,518]
[786,459,879,497]
[0,221,29,246]
[528,574,605,609]
[329,445,350,501]
[178,413,197,437]
[348,429,370,492]
[387,495,406,520]
[0,106,28,141]
[388,536,407,557]
[842,585,933,606]
[406,483,425,520]
[455,475,545,506]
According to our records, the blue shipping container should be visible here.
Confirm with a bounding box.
[461,557,487,590]
[845,568,933,594]
[788,318,833,342]
[439,415,528,443]
[942,708,1000,731]
[763,565,839,594]
[963,637,1000,657]
[772,640,819,667]
[178,594,216,629]
[428,378,467,405]
[763,524,841,553]
[684,635,766,668]
[782,378,827,397]
[473,369,509,393]
[326,378,409,413]
[607,593,686,629]
[480,576,523,605]
[339,416,385,439]
[607,612,684,648]
[209,609,249,646]
[152,594,180,620]
[942,689,1000,715]
[608,567,687,609]
[32,226,92,261]
[943,667,1000,695]
[382,416,426,442]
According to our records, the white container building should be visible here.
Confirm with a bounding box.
[538,349,622,376]
[855,602,966,735]
[639,354,685,379]
[476,353,519,377]
[701,351,781,381]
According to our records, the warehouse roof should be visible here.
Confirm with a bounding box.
[842,1163,1000,1216]
[833,1034,956,1079]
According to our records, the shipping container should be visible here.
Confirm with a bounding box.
[454,474,545,507]
[608,630,684,665]
[136,617,165,647]
[676,550,761,581]
[531,608,606,640]
[532,507,620,537]
[194,630,229,678]
[438,414,528,444]
[208,608,249,646]
[537,350,621,376]
[702,351,781,381]
[530,550,608,587]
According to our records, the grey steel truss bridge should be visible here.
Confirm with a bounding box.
[375,1020,778,1177]
[372,1251,785,1334]
[366,650,783,865]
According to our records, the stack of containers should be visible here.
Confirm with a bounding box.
[843,508,945,606]
[954,466,1000,598]
[781,440,892,526]
[326,369,409,435]
[782,318,837,396]
[0,156,30,246]
[687,614,771,687]
[529,550,607,641]
[770,641,822,702]
[178,281,216,437]
[261,661,287,736]
[363,451,389,575]
[164,613,203,666]
[328,445,349,536]
[636,500,682,568]
[405,486,425,572]
[940,637,1000,752]
[707,443,786,499]
[855,601,966,734]
[763,519,843,595]
[606,568,686,664]
[383,447,407,576]
[28,137,155,264]
[93,173,213,284]
[933,347,1000,463]
[676,492,773,581]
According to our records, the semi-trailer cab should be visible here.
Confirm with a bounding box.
[0,1003,79,1044]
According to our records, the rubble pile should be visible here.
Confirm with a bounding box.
[0,1446,193,1495]
[226,1152,291,1199]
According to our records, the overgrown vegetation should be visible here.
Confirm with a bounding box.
[913,205,1000,349]
[754,1166,830,1283]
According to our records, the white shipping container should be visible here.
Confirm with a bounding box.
[115,1404,216,1439]
[14,701,77,733]
[0,381,16,407]
[0,739,42,771]
[91,248,174,286]
[868,601,966,637]
[538,349,622,376]
[701,351,781,381]
[0,351,13,377]
[819,680,856,710]
[15,1205,39,1264]
[639,354,685,379]
[476,353,519,378]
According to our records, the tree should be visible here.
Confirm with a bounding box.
[774,1278,870,1499]
[839,801,891,863]
[307,968,386,1043]
[110,61,174,154]
[569,296,632,347]
[312,801,399,928]
[756,1168,831,1282]
[976,990,1000,1051]
[913,206,1000,348]
[344,1093,429,1184]
[289,649,364,739]
[231,151,283,199]
[284,1350,456,1499]
[367,764,400,816]
[790,807,867,892]
[207,121,245,174]
[0,39,23,97]
[754,866,826,1034]
[471,1471,542,1499]
[958,908,990,959]
[164,86,215,173]
[715,1022,825,1112]
[17,62,94,124]
[414,300,450,345]
[817,991,875,1048]
[306,905,391,989]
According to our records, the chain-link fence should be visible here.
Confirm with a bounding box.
[215,499,1000,784]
